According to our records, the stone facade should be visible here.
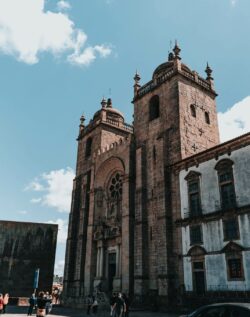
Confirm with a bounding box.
[64,44,249,307]
[0,220,58,297]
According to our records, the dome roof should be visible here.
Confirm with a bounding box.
[152,60,192,78]
[153,61,174,77]
[93,98,124,122]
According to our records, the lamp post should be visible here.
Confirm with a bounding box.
[33,268,40,295]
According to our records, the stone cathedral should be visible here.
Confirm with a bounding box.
[64,43,224,307]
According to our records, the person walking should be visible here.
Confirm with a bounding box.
[45,292,52,314]
[0,294,4,314]
[36,292,48,317]
[114,293,125,317]
[86,294,93,315]
[122,294,129,317]
[2,294,9,314]
[27,293,36,316]
[110,293,117,317]
[91,296,98,315]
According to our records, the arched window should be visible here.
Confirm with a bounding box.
[190,104,196,118]
[223,242,244,280]
[185,171,202,217]
[215,159,236,210]
[107,172,123,219]
[205,111,210,124]
[85,137,92,158]
[149,95,160,121]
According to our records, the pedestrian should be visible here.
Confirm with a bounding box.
[114,293,125,317]
[110,293,117,317]
[45,292,52,314]
[36,292,48,317]
[0,294,3,314]
[91,296,98,315]
[86,294,93,315]
[122,294,129,317]
[2,293,9,314]
[27,293,37,316]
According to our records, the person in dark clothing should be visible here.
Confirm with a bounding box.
[86,295,93,315]
[27,294,37,316]
[114,293,125,317]
[122,294,129,317]
[91,296,98,315]
[110,293,117,317]
[36,292,49,317]
[2,293,9,314]
[0,294,4,314]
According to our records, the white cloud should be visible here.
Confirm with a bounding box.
[54,259,65,275]
[0,0,111,66]
[47,218,68,244]
[18,210,28,214]
[30,198,42,204]
[24,180,45,191]
[68,44,112,67]
[218,96,250,142]
[26,167,75,212]
[57,0,71,11]
[231,0,237,6]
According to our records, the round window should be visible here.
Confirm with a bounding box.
[109,172,122,199]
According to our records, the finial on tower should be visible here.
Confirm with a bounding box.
[168,52,174,61]
[173,40,181,60]
[80,113,85,124]
[101,97,107,108]
[107,98,112,108]
[134,70,141,83]
[79,113,85,131]
[205,62,213,80]
[133,70,141,97]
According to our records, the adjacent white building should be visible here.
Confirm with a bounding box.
[176,133,250,296]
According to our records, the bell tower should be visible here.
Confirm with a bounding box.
[132,43,219,304]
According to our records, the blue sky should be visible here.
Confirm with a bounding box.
[0,0,250,275]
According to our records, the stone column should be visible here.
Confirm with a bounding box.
[116,245,120,276]
[100,247,104,277]
[96,248,100,277]
[134,146,149,297]
[84,170,96,294]
[121,173,131,293]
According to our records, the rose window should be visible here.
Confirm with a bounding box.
[109,172,122,199]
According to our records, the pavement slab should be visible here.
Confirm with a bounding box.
[3,305,180,317]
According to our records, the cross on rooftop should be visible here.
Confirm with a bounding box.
[192,143,198,152]
[198,128,204,136]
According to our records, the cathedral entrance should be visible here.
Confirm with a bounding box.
[108,252,116,291]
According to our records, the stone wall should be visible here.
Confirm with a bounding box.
[0,221,57,297]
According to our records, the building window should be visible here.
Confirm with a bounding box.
[149,95,160,121]
[107,172,123,219]
[185,171,202,217]
[215,159,236,210]
[205,111,210,124]
[227,258,244,279]
[190,104,196,118]
[85,137,92,158]
[190,225,202,245]
[109,172,122,199]
[223,218,239,241]
[187,246,207,294]
[188,180,201,216]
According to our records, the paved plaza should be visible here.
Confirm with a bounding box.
[4,305,180,317]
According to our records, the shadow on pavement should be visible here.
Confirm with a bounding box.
[6,305,84,316]
[6,305,179,317]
